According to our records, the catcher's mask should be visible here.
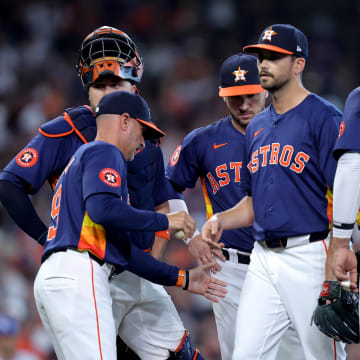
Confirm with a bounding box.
[77,26,144,89]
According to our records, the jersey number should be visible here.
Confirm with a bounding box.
[47,184,62,241]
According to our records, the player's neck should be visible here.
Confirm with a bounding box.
[271,81,310,114]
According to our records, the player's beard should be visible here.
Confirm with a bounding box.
[229,109,248,132]
[260,70,292,92]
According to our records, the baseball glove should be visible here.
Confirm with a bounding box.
[312,280,359,344]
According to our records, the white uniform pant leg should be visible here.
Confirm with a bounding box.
[34,250,116,360]
[233,240,346,360]
[276,240,345,360]
[212,259,248,360]
[232,242,291,360]
[213,256,305,360]
[111,271,185,360]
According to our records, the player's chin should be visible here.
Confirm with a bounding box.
[237,116,252,127]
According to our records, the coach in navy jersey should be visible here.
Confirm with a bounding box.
[202,24,346,359]
[34,91,226,360]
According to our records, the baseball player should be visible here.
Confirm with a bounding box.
[0,26,207,359]
[34,90,227,360]
[201,24,346,359]
[328,86,360,289]
[166,53,304,360]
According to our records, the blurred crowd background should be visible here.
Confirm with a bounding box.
[0,0,359,359]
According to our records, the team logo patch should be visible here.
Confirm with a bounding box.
[232,66,248,83]
[16,148,38,167]
[170,145,181,166]
[99,168,121,187]
[262,27,277,42]
[338,121,345,139]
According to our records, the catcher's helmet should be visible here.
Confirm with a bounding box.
[77,26,144,89]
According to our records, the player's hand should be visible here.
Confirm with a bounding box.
[187,262,227,303]
[201,215,224,246]
[331,248,358,292]
[188,234,224,273]
[166,211,195,240]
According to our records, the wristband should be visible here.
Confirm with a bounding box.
[183,270,190,290]
[176,269,185,287]
[185,229,200,246]
[155,230,170,240]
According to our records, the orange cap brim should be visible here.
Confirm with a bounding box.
[219,84,264,97]
[243,44,294,56]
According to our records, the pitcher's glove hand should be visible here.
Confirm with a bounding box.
[312,281,359,344]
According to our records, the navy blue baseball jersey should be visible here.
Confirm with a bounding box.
[0,106,177,250]
[42,141,168,266]
[333,87,360,160]
[166,116,253,252]
[241,94,342,241]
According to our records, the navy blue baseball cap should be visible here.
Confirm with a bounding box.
[0,313,18,336]
[95,91,165,140]
[243,24,308,59]
[219,53,264,97]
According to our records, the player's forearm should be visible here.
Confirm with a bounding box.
[217,195,254,230]
[126,242,180,286]
[0,179,48,244]
[86,193,168,232]
[332,152,360,240]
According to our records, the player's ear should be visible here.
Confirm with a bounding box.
[120,113,130,131]
[294,57,305,75]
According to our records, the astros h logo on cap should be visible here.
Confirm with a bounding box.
[243,24,309,59]
[219,53,264,97]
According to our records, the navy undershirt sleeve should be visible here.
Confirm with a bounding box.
[126,243,179,286]
[86,192,169,232]
[0,178,47,245]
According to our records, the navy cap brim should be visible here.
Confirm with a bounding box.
[136,118,166,140]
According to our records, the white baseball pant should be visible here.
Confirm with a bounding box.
[232,238,346,360]
[110,271,186,360]
[213,248,305,360]
[34,249,116,360]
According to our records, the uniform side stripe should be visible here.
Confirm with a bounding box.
[90,258,103,360]
[174,330,188,352]
[78,212,106,259]
[322,239,328,255]
[200,177,214,220]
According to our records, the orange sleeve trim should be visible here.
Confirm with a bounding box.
[38,127,74,138]
[143,248,152,253]
[63,112,89,144]
[193,349,199,360]
[155,230,170,240]
[176,269,185,287]
[174,330,189,352]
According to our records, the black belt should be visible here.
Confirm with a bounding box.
[222,248,250,265]
[264,230,329,249]
[45,247,105,266]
